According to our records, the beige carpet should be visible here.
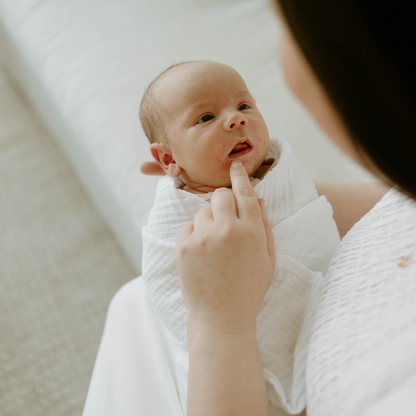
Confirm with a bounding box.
[0,59,136,415]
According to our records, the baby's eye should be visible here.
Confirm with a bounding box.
[197,114,214,124]
[238,104,250,110]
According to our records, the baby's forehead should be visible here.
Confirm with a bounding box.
[155,62,247,105]
[162,62,242,90]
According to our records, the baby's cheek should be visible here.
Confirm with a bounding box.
[200,153,225,177]
[255,137,266,155]
[194,147,212,166]
[260,136,270,156]
[218,143,227,164]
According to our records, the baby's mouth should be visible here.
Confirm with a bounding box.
[229,140,252,158]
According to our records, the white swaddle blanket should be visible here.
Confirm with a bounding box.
[142,138,340,414]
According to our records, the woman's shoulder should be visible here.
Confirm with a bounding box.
[330,186,416,273]
[343,186,415,241]
[313,181,391,239]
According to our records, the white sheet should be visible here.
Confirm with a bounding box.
[83,277,186,416]
[141,138,340,414]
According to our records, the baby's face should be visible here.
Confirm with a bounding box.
[157,62,270,189]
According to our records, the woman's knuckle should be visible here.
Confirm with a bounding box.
[195,206,210,220]
[198,234,209,248]
[220,225,236,241]
[176,243,188,259]
[213,187,231,195]
[234,186,254,198]
[242,224,259,240]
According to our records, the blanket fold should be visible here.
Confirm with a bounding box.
[142,138,340,414]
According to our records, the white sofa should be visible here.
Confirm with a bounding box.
[0,0,373,273]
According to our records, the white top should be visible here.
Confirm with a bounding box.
[83,188,416,416]
[306,187,416,416]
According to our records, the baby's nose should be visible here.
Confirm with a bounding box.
[226,113,247,130]
[229,120,246,129]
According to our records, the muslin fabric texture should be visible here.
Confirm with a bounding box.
[141,138,340,414]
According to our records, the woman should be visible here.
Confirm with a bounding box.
[86,1,416,415]
[172,1,416,415]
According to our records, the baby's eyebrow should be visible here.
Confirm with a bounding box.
[188,91,253,109]
[185,91,255,119]
[243,90,256,100]
[240,90,256,103]
[183,103,208,121]
[188,102,209,111]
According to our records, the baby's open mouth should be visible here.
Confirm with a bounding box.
[229,140,252,158]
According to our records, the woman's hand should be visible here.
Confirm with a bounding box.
[176,159,274,416]
[140,161,165,175]
[175,159,276,335]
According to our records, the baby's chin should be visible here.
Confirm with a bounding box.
[180,177,232,194]
[180,159,265,193]
[241,156,266,178]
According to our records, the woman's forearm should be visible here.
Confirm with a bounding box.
[187,322,270,416]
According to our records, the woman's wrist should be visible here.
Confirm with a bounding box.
[187,320,270,416]
[187,317,258,357]
[186,313,257,339]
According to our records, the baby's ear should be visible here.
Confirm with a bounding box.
[150,143,182,177]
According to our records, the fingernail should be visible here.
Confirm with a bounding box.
[231,160,242,169]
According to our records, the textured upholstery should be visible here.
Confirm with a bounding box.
[0,60,134,416]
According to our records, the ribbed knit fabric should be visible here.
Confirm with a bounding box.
[307,188,416,416]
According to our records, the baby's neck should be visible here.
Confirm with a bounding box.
[182,162,271,195]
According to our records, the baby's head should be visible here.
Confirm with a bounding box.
[140,61,270,192]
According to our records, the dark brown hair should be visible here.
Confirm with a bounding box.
[277,0,416,198]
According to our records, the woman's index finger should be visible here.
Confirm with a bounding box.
[230,161,263,223]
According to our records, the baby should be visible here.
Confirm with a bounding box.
[140,61,340,415]
[140,60,272,196]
